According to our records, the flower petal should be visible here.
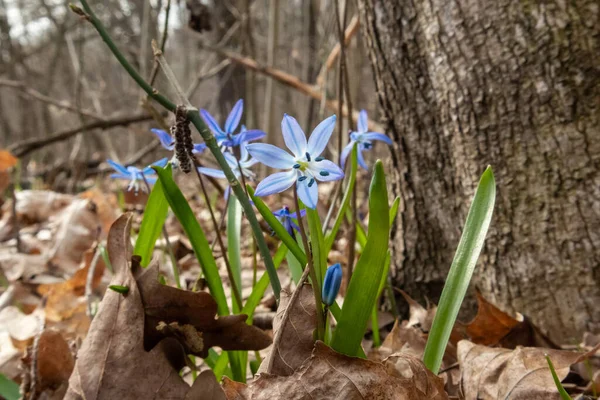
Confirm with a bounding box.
[340,142,355,170]
[254,170,296,197]
[197,167,226,179]
[225,99,244,134]
[297,179,318,209]
[288,209,306,219]
[310,159,344,182]
[357,110,369,133]
[144,176,158,185]
[200,109,225,136]
[363,132,392,145]
[357,148,369,170]
[150,128,175,150]
[107,159,129,175]
[246,143,295,169]
[307,115,336,157]
[109,173,130,180]
[235,129,266,145]
[281,114,307,157]
[192,143,207,154]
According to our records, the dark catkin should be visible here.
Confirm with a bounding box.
[172,106,194,173]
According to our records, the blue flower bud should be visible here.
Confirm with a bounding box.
[322,263,342,306]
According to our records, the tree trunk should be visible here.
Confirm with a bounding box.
[359,0,599,342]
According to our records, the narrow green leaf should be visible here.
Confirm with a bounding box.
[306,208,326,284]
[389,197,400,222]
[331,160,390,356]
[371,251,391,348]
[545,355,571,400]
[227,195,243,312]
[248,186,307,265]
[423,166,496,374]
[134,170,170,266]
[324,144,358,253]
[0,374,20,400]
[242,243,287,322]
[212,352,231,381]
[154,166,229,316]
[286,249,303,284]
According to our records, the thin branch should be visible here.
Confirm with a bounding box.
[9,113,155,157]
[0,79,104,120]
[315,15,360,87]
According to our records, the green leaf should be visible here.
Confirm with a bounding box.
[108,285,129,295]
[154,166,229,316]
[306,208,326,284]
[242,243,287,322]
[545,355,571,400]
[286,249,304,284]
[324,144,358,253]
[227,195,243,312]
[248,186,307,265]
[331,160,390,356]
[423,166,496,374]
[389,197,400,222]
[133,169,170,266]
[0,374,20,400]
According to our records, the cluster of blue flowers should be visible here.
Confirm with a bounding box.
[107,99,391,209]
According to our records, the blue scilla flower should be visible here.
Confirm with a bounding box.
[272,206,306,238]
[150,128,207,154]
[246,114,344,209]
[200,99,266,147]
[197,144,257,199]
[340,110,392,170]
[322,263,342,306]
[107,157,169,193]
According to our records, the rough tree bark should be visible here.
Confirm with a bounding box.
[359,0,599,341]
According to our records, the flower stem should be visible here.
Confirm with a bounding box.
[293,185,325,341]
[73,0,280,300]
[193,160,243,311]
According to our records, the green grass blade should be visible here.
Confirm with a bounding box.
[133,167,170,266]
[0,374,19,400]
[306,208,326,284]
[423,166,496,374]
[545,355,571,400]
[242,243,287,322]
[286,249,303,284]
[154,166,229,316]
[248,186,307,265]
[389,197,400,222]
[331,160,390,356]
[324,145,358,253]
[212,352,231,381]
[227,195,243,312]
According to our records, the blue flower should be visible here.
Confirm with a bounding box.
[200,99,266,147]
[272,206,306,238]
[340,110,392,170]
[322,263,342,306]
[246,114,344,209]
[107,157,169,193]
[197,144,257,199]
[150,128,206,154]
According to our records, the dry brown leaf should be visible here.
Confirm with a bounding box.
[38,247,105,321]
[185,370,226,400]
[135,259,272,358]
[20,329,75,399]
[0,150,17,171]
[223,341,448,399]
[65,214,196,399]
[0,306,44,348]
[465,291,558,349]
[398,289,437,331]
[78,188,118,236]
[257,285,316,376]
[458,340,600,399]
[0,332,21,380]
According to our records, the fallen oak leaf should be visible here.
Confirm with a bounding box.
[257,283,317,376]
[0,150,17,172]
[458,340,600,399]
[134,259,271,358]
[65,214,213,399]
[223,341,448,399]
[398,289,436,331]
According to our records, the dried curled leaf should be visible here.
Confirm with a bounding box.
[458,340,600,399]
[223,342,448,399]
[257,285,317,376]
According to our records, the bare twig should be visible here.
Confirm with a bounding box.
[315,15,360,87]
[151,40,192,107]
[263,0,279,142]
[266,265,310,374]
[0,79,104,120]
[8,113,156,157]
[148,0,171,86]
